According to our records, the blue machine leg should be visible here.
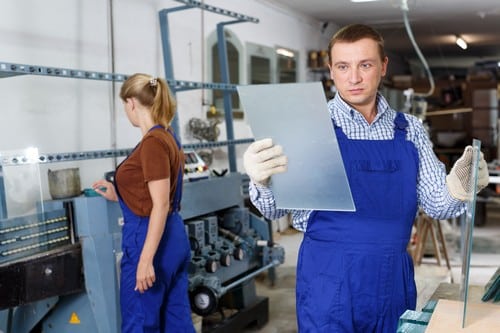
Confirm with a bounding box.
[9,297,58,333]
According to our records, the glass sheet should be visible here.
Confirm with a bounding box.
[0,148,71,265]
[0,148,44,219]
[237,82,355,211]
[459,139,481,328]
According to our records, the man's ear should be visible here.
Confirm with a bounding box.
[381,56,389,77]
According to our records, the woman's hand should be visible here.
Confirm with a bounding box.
[135,258,156,293]
[92,180,118,202]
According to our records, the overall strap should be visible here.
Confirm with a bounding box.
[167,127,184,212]
[394,112,409,140]
[332,118,348,141]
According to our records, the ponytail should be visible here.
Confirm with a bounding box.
[120,73,177,127]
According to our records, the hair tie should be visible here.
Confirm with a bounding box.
[149,77,158,87]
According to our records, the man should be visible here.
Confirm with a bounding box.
[243,24,489,332]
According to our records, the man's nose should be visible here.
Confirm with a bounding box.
[348,68,361,84]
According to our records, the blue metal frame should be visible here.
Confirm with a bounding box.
[0,61,235,92]
[172,0,259,23]
[216,20,247,172]
[0,139,254,167]
[158,2,257,172]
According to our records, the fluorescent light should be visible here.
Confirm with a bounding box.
[456,36,467,50]
[276,48,294,58]
[350,0,379,2]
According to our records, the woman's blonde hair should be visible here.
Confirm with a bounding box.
[119,73,177,127]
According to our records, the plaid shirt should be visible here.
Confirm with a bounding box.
[249,92,466,232]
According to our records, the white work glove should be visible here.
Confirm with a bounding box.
[243,138,288,186]
[446,146,489,201]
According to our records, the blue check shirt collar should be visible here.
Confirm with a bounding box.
[328,92,390,124]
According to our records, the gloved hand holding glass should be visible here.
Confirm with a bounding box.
[243,138,288,186]
[446,145,489,201]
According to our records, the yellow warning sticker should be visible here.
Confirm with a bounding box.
[69,312,81,324]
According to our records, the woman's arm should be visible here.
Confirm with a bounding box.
[135,177,170,293]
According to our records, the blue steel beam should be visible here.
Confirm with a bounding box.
[172,0,259,23]
[217,20,247,172]
[0,139,254,166]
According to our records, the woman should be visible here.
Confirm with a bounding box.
[93,74,195,333]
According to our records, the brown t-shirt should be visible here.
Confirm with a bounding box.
[115,127,183,217]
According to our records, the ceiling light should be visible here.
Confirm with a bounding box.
[350,0,379,2]
[455,36,467,50]
[276,48,294,58]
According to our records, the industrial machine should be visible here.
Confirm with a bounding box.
[0,191,123,333]
[182,173,285,332]
[0,1,283,332]
[0,158,283,333]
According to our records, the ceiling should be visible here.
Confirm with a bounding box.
[266,0,500,65]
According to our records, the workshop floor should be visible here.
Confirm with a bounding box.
[242,203,500,333]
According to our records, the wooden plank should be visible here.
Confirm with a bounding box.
[426,299,500,332]
[425,108,473,116]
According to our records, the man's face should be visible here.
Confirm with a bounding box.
[329,38,388,110]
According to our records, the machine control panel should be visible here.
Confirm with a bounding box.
[184,149,210,182]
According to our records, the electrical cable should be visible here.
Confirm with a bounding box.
[400,0,435,97]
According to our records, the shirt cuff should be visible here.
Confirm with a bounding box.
[444,185,467,215]
[249,181,274,201]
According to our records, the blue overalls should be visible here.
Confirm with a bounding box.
[296,113,419,333]
[118,127,194,333]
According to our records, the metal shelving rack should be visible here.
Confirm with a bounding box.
[0,0,258,168]
[0,4,281,332]
[159,0,259,172]
[0,60,253,165]
[0,0,261,218]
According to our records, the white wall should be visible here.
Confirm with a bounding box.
[0,0,329,201]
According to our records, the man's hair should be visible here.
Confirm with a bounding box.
[328,24,386,64]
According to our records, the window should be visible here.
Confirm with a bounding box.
[247,42,275,84]
[276,47,298,83]
[208,29,243,111]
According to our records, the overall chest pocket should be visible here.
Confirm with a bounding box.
[350,159,403,219]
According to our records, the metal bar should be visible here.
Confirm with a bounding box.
[0,62,128,81]
[182,138,254,149]
[0,139,254,166]
[0,148,133,166]
[217,22,237,172]
[219,260,281,295]
[158,8,180,135]
[172,0,259,23]
[0,62,234,91]
[159,9,176,81]
[173,81,236,91]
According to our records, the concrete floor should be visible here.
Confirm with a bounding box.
[240,203,500,333]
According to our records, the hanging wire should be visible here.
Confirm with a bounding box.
[400,0,435,97]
